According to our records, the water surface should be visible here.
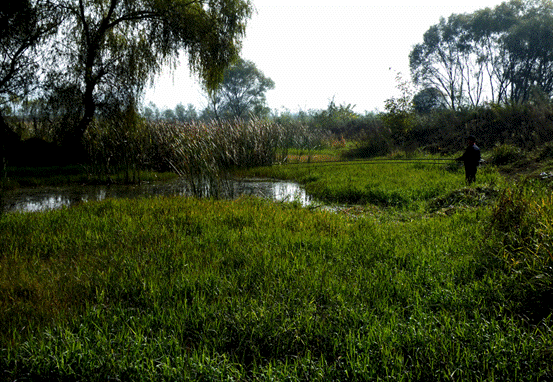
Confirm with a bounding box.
[1,178,312,213]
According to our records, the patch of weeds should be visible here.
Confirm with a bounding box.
[489,144,522,166]
[486,185,553,323]
[427,186,499,213]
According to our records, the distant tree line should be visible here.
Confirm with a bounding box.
[144,58,275,122]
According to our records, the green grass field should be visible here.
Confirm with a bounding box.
[1,158,552,381]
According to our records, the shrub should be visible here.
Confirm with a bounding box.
[537,141,553,161]
[488,144,522,165]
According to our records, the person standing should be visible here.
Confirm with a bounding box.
[457,135,481,184]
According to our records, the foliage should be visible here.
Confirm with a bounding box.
[412,87,448,114]
[206,58,275,120]
[0,0,58,108]
[381,72,415,143]
[309,99,358,135]
[84,106,157,183]
[410,0,553,107]
[487,183,553,322]
[40,0,253,149]
[0,0,59,168]
[375,100,553,156]
[151,118,288,196]
[174,103,198,123]
[410,14,471,110]
[489,143,522,165]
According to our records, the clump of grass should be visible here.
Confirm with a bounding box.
[489,143,522,166]
[486,182,553,322]
[427,186,500,212]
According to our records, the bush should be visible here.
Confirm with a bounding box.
[537,141,553,161]
[488,144,522,165]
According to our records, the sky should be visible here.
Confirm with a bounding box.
[144,0,506,114]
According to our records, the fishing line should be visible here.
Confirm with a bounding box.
[281,157,459,167]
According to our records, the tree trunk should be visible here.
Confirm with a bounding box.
[63,75,97,163]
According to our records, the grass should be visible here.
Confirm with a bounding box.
[0,156,552,381]
[241,153,504,211]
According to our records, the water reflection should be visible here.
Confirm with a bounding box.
[1,178,312,213]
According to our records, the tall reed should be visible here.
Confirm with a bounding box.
[84,109,154,183]
[152,118,288,197]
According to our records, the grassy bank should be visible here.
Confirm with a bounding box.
[242,154,503,210]
[1,159,552,381]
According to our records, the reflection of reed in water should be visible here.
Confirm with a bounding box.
[2,179,311,213]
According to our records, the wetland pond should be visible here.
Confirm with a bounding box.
[1,178,312,213]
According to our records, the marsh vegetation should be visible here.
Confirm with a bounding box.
[2,140,553,380]
[2,1,553,378]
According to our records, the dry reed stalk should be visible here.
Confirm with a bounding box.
[152,118,288,197]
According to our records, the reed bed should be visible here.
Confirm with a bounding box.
[83,117,322,189]
[1,160,551,381]
[152,118,289,197]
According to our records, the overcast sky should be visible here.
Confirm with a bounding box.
[144,0,505,114]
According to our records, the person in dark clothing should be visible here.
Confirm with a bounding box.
[457,135,481,184]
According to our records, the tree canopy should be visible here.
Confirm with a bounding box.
[0,0,57,107]
[206,58,275,120]
[410,0,553,108]
[0,0,59,159]
[3,0,252,153]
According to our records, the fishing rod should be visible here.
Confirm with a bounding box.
[282,157,459,167]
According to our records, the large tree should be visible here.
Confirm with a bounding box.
[49,0,252,150]
[502,4,553,102]
[206,58,274,119]
[409,15,469,110]
[410,0,553,108]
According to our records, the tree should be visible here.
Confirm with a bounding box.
[410,0,553,107]
[410,15,466,110]
[175,103,198,122]
[381,72,415,143]
[502,5,553,102]
[412,87,447,114]
[162,108,177,121]
[312,98,358,136]
[206,58,274,119]
[0,1,57,106]
[49,0,252,152]
[0,0,58,164]
[468,3,519,104]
